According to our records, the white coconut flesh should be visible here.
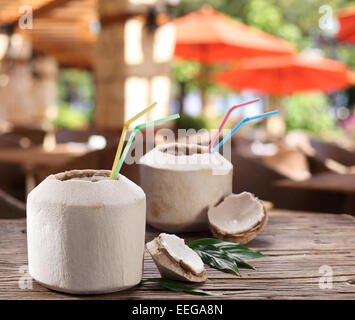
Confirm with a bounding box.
[159,233,205,275]
[68,175,108,182]
[208,192,265,234]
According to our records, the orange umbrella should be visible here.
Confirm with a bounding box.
[173,7,295,63]
[215,53,352,95]
[337,6,355,43]
[348,70,355,85]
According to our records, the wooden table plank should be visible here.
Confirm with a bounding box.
[1,210,355,300]
[0,143,92,194]
[0,143,90,167]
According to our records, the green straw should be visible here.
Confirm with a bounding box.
[111,113,180,180]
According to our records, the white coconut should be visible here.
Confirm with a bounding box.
[139,143,233,232]
[207,192,267,244]
[146,233,207,282]
[26,169,146,294]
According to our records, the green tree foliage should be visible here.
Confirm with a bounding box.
[173,0,355,135]
[175,0,355,50]
[173,59,200,90]
[53,102,91,129]
[55,69,94,129]
[58,69,94,102]
[284,93,340,136]
[175,114,210,130]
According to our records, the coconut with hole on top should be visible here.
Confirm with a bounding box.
[146,233,207,282]
[139,142,233,233]
[207,192,267,244]
[26,169,146,294]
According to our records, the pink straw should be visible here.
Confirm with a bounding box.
[208,98,260,152]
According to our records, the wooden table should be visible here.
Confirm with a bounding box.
[275,172,355,215]
[0,143,90,193]
[1,209,355,300]
[0,143,90,167]
[275,172,355,195]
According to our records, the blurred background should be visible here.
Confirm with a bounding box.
[0,0,355,218]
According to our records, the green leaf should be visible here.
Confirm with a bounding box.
[187,239,266,274]
[188,238,265,260]
[192,246,240,275]
[188,238,225,247]
[222,246,265,260]
[193,244,252,268]
[222,252,255,270]
[142,278,217,296]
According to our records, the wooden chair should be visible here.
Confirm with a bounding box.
[11,127,46,145]
[0,188,26,219]
[55,128,119,146]
[0,133,28,148]
[310,138,355,166]
[261,148,311,181]
[231,150,343,213]
[284,132,355,174]
[33,149,101,184]
[0,133,27,201]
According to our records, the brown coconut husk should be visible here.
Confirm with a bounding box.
[146,237,207,283]
[208,206,268,245]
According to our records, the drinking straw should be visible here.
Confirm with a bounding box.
[208,98,260,153]
[211,110,279,154]
[110,102,157,179]
[111,113,180,180]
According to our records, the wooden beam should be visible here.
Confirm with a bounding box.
[0,0,75,25]
[31,0,75,19]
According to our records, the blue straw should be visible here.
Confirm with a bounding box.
[211,110,279,154]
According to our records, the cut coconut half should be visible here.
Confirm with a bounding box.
[146,233,207,282]
[207,192,268,244]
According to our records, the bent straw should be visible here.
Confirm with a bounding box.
[110,102,157,179]
[211,110,279,154]
[208,98,260,153]
[111,113,180,180]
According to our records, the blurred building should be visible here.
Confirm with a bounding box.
[0,0,176,130]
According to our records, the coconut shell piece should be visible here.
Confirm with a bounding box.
[146,236,207,283]
[208,192,268,245]
[262,200,273,211]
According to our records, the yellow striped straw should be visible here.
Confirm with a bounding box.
[111,114,180,180]
[110,102,157,179]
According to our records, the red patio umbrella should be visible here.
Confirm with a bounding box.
[348,69,355,85]
[215,53,352,95]
[173,6,296,64]
[337,6,355,43]
[173,7,295,112]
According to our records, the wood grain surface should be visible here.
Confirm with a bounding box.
[1,209,355,300]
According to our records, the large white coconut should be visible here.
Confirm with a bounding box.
[26,169,146,294]
[139,143,233,232]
